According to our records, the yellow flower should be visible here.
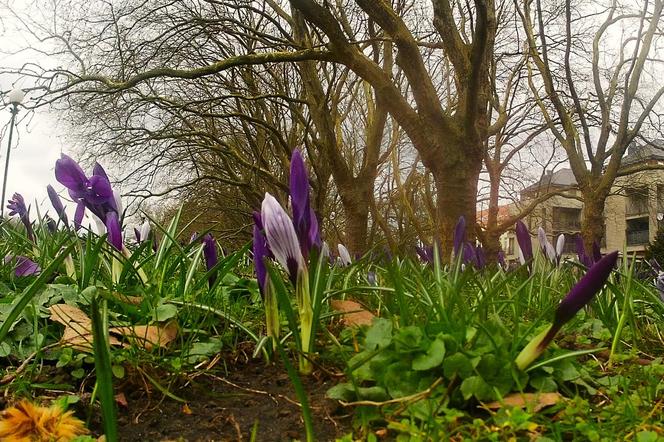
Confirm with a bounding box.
[0,400,88,441]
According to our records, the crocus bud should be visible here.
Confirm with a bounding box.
[515,220,533,264]
[453,216,466,256]
[555,234,565,260]
[47,185,68,226]
[261,192,304,284]
[338,244,352,266]
[202,233,218,287]
[139,220,150,243]
[515,251,618,369]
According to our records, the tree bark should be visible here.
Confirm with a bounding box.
[430,148,483,253]
[580,190,607,252]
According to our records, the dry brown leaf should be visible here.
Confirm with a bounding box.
[49,304,170,352]
[49,304,123,351]
[482,392,562,412]
[49,304,91,334]
[110,320,178,350]
[112,292,143,305]
[114,393,128,408]
[330,300,376,327]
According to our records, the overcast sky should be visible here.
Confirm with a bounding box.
[1,9,92,226]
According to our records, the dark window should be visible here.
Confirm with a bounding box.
[552,207,581,232]
[626,216,649,246]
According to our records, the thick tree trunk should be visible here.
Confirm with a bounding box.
[339,177,374,256]
[481,230,502,264]
[431,154,483,255]
[580,191,607,252]
[343,199,370,256]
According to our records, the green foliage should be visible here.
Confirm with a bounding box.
[645,226,664,265]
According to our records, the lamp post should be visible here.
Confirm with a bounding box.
[1,88,25,218]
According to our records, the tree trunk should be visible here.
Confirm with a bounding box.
[339,178,373,256]
[431,153,483,255]
[343,199,370,256]
[480,230,502,264]
[580,191,607,252]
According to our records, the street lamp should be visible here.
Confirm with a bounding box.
[1,88,25,218]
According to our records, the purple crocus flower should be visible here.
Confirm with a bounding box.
[367,271,377,286]
[575,235,593,267]
[415,244,434,264]
[497,250,507,269]
[74,201,85,231]
[453,216,466,256]
[553,251,619,327]
[475,245,486,269]
[202,233,218,287]
[6,192,28,218]
[516,250,619,369]
[105,211,123,251]
[55,154,116,223]
[592,241,602,262]
[261,192,304,284]
[134,220,150,243]
[46,185,68,226]
[462,242,476,267]
[4,255,40,277]
[7,193,35,242]
[289,150,320,257]
[253,221,271,295]
[515,220,533,264]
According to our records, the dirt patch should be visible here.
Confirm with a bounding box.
[107,358,351,442]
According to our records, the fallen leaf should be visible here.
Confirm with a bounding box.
[50,304,122,351]
[482,392,562,412]
[49,304,175,351]
[112,292,143,305]
[110,320,178,350]
[114,393,128,407]
[330,300,375,327]
[50,304,91,334]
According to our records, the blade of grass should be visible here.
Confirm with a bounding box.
[275,340,314,442]
[90,291,118,442]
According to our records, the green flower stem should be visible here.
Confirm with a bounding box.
[296,269,313,375]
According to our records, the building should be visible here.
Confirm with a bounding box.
[518,142,664,258]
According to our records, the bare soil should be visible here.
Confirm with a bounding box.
[106,357,351,442]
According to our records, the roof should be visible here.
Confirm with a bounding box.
[522,168,577,194]
[477,204,514,226]
[621,140,664,167]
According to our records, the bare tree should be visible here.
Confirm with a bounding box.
[518,0,664,248]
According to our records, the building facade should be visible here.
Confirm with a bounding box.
[516,143,664,259]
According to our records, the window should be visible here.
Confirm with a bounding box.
[626,217,649,246]
[626,187,649,217]
[552,207,581,232]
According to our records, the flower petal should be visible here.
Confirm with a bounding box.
[515,220,533,262]
[338,244,352,266]
[553,250,618,328]
[105,211,123,250]
[55,154,88,191]
[261,192,303,282]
